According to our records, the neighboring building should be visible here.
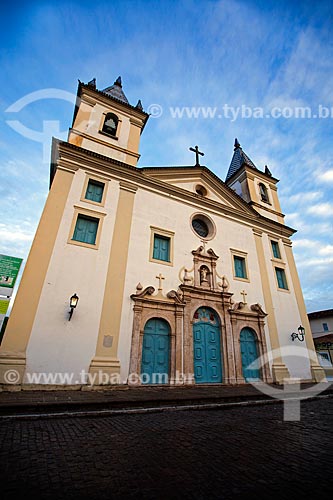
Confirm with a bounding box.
[0,77,325,387]
[308,309,333,379]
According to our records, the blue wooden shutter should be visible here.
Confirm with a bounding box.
[73,216,98,244]
[153,235,170,261]
[234,257,245,278]
[85,218,98,244]
[276,268,287,289]
[85,180,104,203]
[271,241,281,259]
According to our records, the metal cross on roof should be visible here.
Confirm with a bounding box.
[189,145,204,167]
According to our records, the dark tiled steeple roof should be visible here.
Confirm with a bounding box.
[225,138,258,182]
[103,76,129,104]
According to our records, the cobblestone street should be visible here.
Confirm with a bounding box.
[1,398,333,499]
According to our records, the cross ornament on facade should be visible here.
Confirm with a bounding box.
[156,273,165,291]
[240,290,247,304]
[189,145,204,167]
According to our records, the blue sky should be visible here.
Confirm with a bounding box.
[1,0,332,313]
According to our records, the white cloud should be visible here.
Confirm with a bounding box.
[319,245,333,256]
[307,203,333,217]
[0,226,34,242]
[288,191,323,204]
[296,257,333,267]
[318,169,333,183]
[292,239,317,249]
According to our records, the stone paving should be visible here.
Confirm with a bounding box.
[1,397,333,499]
[1,382,332,415]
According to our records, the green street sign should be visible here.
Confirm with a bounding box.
[0,255,23,289]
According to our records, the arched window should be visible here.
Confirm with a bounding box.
[102,113,119,137]
[259,183,269,203]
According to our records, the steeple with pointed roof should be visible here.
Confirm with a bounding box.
[225,138,284,224]
[103,76,129,104]
[225,138,257,182]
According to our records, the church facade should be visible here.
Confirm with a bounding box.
[0,77,325,387]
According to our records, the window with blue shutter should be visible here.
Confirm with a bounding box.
[234,256,247,279]
[271,241,281,259]
[73,215,99,245]
[85,180,104,203]
[275,267,288,289]
[153,235,170,262]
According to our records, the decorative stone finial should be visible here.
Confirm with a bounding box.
[265,165,272,176]
[136,99,143,110]
[136,282,143,294]
[115,76,122,87]
[222,276,229,291]
[234,138,241,150]
[87,78,96,88]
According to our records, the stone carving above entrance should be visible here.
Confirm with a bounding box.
[129,244,272,386]
[179,246,227,291]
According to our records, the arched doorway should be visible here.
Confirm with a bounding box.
[240,328,261,382]
[141,318,170,384]
[193,307,222,383]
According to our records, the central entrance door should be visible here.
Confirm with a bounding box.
[193,307,222,383]
[240,328,261,382]
[141,318,170,384]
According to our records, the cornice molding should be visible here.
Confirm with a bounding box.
[250,201,285,218]
[54,140,296,238]
[69,128,140,160]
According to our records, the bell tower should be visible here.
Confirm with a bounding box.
[225,139,285,224]
[68,77,149,166]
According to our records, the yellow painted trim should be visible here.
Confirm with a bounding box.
[253,230,284,365]
[245,176,257,202]
[271,186,282,213]
[284,243,321,367]
[251,202,284,219]
[67,206,106,250]
[149,226,175,267]
[58,141,296,239]
[230,248,250,283]
[127,119,141,165]
[80,174,109,207]
[70,129,141,161]
[0,169,74,355]
[91,181,138,362]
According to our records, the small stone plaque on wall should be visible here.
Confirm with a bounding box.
[103,335,113,348]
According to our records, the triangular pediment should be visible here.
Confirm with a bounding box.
[141,166,255,215]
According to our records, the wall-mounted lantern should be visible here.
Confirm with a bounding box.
[291,325,305,342]
[68,293,79,321]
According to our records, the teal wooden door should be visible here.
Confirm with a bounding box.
[141,318,170,384]
[240,328,260,381]
[193,308,222,383]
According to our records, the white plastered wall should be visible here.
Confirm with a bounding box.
[25,170,120,383]
[117,187,273,381]
[261,234,311,379]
